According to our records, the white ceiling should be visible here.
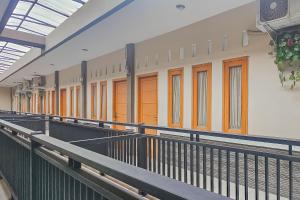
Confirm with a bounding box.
[0,0,256,86]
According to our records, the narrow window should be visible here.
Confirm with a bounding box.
[223,57,248,134]
[70,87,74,117]
[168,68,183,128]
[100,81,107,121]
[192,63,212,130]
[91,83,97,120]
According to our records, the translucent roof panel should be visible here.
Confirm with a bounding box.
[0,0,89,74]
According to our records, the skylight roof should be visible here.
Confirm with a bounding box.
[0,0,88,74]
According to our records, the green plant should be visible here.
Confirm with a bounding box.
[273,31,300,89]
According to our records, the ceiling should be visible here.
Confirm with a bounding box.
[0,0,88,76]
[0,0,256,86]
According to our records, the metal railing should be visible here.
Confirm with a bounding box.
[0,116,226,200]
[45,115,300,200]
[2,111,300,199]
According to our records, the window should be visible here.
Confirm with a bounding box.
[168,68,183,128]
[70,87,74,117]
[223,57,248,134]
[91,83,97,120]
[75,86,81,118]
[100,81,107,121]
[192,63,212,130]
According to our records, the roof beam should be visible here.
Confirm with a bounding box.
[0,0,19,33]
[73,0,86,5]
[0,28,45,49]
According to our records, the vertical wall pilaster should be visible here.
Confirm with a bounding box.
[55,71,59,115]
[126,44,135,123]
[81,61,87,118]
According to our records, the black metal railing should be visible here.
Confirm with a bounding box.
[45,114,300,200]
[0,117,226,200]
[2,110,300,199]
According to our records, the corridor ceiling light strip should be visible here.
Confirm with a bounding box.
[0,0,89,74]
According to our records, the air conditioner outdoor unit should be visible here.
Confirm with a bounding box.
[32,76,45,88]
[257,0,300,32]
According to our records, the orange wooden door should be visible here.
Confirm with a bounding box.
[100,81,107,121]
[51,91,56,115]
[138,75,158,134]
[69,87,74,117]
[113,80,127,130]
[91,83,97,120]
[47,91,50,114]
[75,86,80,118]
[22,96,26,112]
[60,89,67,117]
[43,94,46,114]
[37,95,41,114]
[33,94,36,113]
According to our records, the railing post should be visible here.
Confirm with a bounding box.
[12,130,17,136]
[137,124,148,197]
[68,158,81,170]
[99,121,104,128]
[137,124,147,169]
[30,131,42,200]
[289,145,293,200]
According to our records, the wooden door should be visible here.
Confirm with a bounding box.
[37,95,41,114]
[33,94,36,113]
[75,86,80,118]
[138,75,158,134]
[51,91,56,115]
[43,94,46,114]
[91,83,97,120]
[60,89,67,117]
[113,80,127,129]
[100,81,107,121]
[22,96,26,112]
[70,87,74,117]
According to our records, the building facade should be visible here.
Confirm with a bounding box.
[8,2,300,139]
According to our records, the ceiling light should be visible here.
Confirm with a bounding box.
[176,4,186,11]
[81,48,88,52]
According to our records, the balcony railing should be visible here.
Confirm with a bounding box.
[1,110,300,200]
[0,111,227,200]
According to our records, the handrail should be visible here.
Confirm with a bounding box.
[0,116,228,200]
[31,134,225,200]
[147,135,300,162]
[5,111,300,147]
[0,119,41,137]
[49,114,300,148]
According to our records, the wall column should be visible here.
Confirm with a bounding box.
[55,71,59,115]
[126,44,135,123]
[81,61,87,118]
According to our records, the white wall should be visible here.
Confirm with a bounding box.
[0,87,11,111]
[13,2,300,140]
